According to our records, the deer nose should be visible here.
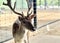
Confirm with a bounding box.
[32,28,36,31]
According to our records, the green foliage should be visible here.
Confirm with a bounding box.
[37,0,58,6]
[16,0,27,8]
[0,0,3,6]
[0,0,59,8]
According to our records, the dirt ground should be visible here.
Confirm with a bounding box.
[0,9,60,26]
[0,9,60,34]
[0,9,60,43]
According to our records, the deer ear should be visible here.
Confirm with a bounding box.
[28,14,36,20]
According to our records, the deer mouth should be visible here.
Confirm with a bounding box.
[27,26,36,32]
[30,28,36,31]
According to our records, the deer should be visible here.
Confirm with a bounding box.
[3,0,36,43]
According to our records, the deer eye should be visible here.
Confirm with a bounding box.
[23,21,26,23]
[22,20,27,23]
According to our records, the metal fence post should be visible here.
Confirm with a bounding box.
[33,0,37,28]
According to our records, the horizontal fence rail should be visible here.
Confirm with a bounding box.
[37,19,60,29]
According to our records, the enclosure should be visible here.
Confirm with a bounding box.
[0,0,60,43]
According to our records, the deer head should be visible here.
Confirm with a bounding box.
[3,0,36,31]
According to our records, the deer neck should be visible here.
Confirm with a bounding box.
[14,19,25,35]
[19,22,25,32]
